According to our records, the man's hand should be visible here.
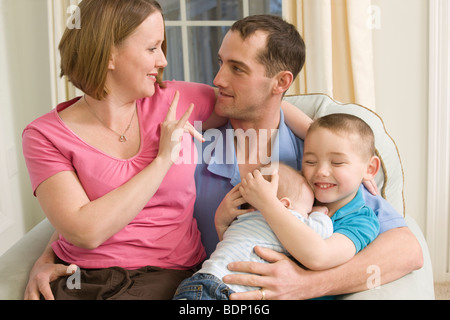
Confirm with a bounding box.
[215,184,254,240]
[223,246,323,300]
[24,261,77,300]
[223,227,424,300]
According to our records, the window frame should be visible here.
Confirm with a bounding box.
[163,0,282,83]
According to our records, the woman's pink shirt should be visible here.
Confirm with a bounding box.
[22,81,215,270]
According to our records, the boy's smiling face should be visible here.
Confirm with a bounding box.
[302,127,373,214]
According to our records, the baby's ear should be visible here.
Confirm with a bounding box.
[363,156,381,181]
[279,197,292,209]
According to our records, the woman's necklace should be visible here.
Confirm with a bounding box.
[84,95,136,142]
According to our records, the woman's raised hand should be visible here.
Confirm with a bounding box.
[158,91,203,163]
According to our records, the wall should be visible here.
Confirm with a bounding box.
[371,0,429,230]
[0,0,52,255]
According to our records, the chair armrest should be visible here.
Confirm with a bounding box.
[337,216,434,300]
[0,219,54,300]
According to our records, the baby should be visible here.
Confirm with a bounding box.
[174,163,333,300]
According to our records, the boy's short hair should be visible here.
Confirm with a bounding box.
[307,113,376,160]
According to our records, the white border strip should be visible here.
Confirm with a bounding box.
[426,0,450,282]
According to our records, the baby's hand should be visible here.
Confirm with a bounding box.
[311,206,329,216]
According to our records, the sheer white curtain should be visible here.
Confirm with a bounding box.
[284,0,376,110]
[47,0,81,106]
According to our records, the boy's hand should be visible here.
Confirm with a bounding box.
[239,169,279,209]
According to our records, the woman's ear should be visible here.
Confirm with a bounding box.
[363,155,381,181]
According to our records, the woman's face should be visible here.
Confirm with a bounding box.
[107,11,167,102]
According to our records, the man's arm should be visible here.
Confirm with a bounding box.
[223,226,423,300]
[23,231,73,300]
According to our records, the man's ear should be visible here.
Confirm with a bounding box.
[272,71,293,95]
[363,155,381,181]
[279,197,292,209]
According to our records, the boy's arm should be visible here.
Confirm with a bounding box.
[239,170,356,270]
[258,199,356,270]
[280,100,313,139]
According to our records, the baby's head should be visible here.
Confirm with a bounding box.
[263,163,315,214]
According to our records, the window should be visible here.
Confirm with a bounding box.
[160,0,282,85]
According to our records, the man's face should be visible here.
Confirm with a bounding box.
[213,30,276,122]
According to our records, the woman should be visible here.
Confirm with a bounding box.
[22,0,224,299]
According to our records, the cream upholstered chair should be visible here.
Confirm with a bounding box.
[284,94,434,299]
[0,94,434,300]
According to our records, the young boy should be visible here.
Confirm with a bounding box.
[173,164,333,300]
[298,113,381,270]
[241,113,380,273]
[174,113,380,300]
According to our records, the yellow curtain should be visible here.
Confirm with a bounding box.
[284,0,376,110]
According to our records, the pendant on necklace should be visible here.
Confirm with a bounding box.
[119,135,127,142]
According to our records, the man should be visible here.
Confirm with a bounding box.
[193,15,423,300]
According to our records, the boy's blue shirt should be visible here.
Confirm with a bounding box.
[331,187,380,254]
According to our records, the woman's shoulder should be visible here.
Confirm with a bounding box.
[161,80,211,89]
[23,97,80,138]
[155,80,215,98]
[26,98,79,126]
[24,109,58,135]
[139,80,216,113]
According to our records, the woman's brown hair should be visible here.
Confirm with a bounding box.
[59,0,166,100]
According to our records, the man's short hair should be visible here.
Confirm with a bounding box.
[231,15,305,79]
